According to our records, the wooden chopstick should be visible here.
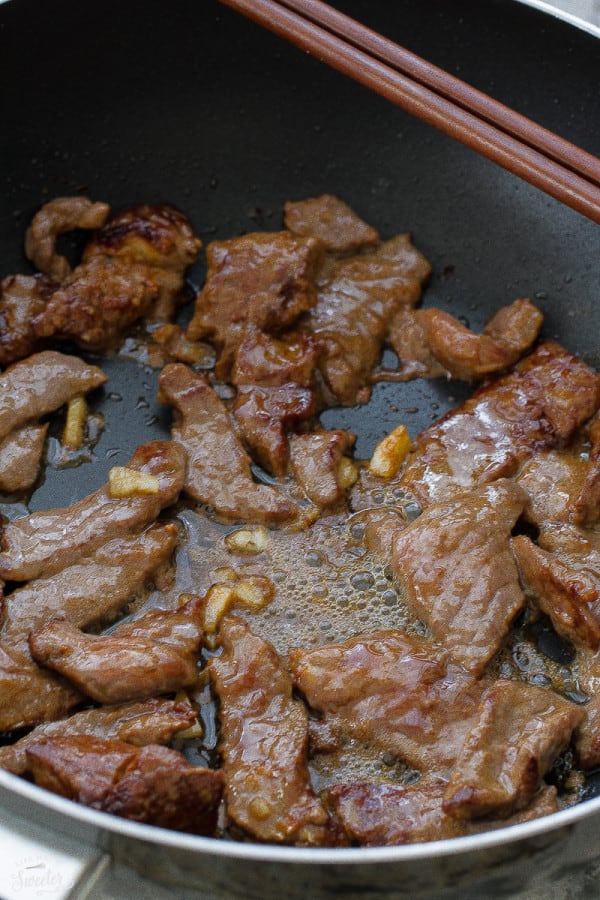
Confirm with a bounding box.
[219,0,600,225]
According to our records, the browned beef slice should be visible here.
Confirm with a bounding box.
[35,256,160,350]
[572,413,600,527]
[388,299,542,383]
[0,274,54,366]
[186,231,323,378]
[29,595,203,704]
[284,194,380,253]
[443,679,584,819]
[1,523,178,651]
[306,234,431,405]
[326,780,559,846]
[420,300,543,381]
[400,342,600,508]
[82,203,202,322]
[0,440,185,582]
[387,307,448,380]
[537,524,600,619]
[392,480,527,675]
[24,197,111,282]
[231,329,318,388]
[209,616,338,846]
[517,448,590,527]
[25,736,223,835]
[0,423,48,493]
[158,363,298,525]
[233,384,317,477]
[0,698,197,775]
[0,350,106,444]
[289,629,485,775]
[512,534,600,650]
[289,430,356,508]
[574,694,600,769]
[0,643,82,732]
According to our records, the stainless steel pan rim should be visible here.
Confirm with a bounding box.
[3,765,600,864]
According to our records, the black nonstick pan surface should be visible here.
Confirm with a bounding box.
[1,0,600,893]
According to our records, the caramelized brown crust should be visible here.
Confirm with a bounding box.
[25,736,223,835]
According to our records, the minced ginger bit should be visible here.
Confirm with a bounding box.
[368,423,412,479]
[108,466,160,498]
[225,526,270,555]
[63,396,88,449]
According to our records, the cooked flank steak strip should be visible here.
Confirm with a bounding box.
[305,233,431,406]
[187,230,323,379]
[0,642,82,732]
[400,341,600,508]
[442,679,583,820]
[0,523,179,651]
[388,298,543,382]
[0,440,185,582]
[25,736,223,835]
[210,616,340,845]
[158,363,299,525]
[392,480,527,675]
[289,430,356,509]
[326,780,559,846]
[0,350,106,443]
[28,595,204,705]
[290,629,486,776]
[0,697,198,776]
[0,423,49,493]
[284,193,380,253]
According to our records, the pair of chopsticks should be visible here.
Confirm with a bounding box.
[219,0,600,225]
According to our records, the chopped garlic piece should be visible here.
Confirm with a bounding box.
[369,424,412,479]
[336,456,358,489]
[204,583,236,634]
[203,572,275,634]
[63,396,88,449]
[174,719,204,740]
[225,526,270,555]
[108,466,160,498]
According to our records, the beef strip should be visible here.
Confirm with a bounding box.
[0,274,54,366]
[1,523,178,651]
[35,256,161,351]
[283,194,380,253]
[389,299,543,382]
[400,342,600,508]
[0,423,48,493]
[306,234,431,405]
[517,447,590,528]
[0,350,106,444]
[25,736,223,835]
[572,413,600,527]
[186,231,323,379]
[0,440,185,582]
[289,629,486,775]
[0,643,82,732]
[82,203,201,321]
[233,384,317,477]
[29,595,203,705]
[289,430,356,509]
[442,679,583,819]
[24,197,111,282]
[231,329,318,388]
[512,534,600,650]
[158,364,299,525]
[392,480,527,675]
[209,616,339,845]
[326,780,559,846]
[0,697,197,775]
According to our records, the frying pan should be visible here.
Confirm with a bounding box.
[1,0,600,897]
